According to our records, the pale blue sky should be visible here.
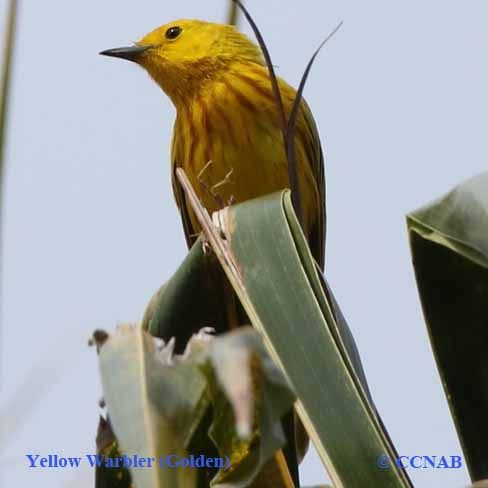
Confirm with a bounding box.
[1,1,487,487]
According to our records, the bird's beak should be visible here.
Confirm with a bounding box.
[99,45,153,63]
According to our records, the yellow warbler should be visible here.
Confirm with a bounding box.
[101,19,325,268]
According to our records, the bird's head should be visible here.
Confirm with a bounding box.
[100,20,263,103]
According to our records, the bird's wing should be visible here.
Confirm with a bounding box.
[170,127,197,250]
[301,100,326,270]
[172,164,196,249]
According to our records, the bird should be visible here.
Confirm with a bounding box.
[100,18,326,486]
[100,19,326,270]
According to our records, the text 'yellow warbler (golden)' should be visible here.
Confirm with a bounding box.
[101,19,326,268]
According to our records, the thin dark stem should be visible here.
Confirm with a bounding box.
[231,1,287,135]
[231,0,304,222]
[286,21,343,192]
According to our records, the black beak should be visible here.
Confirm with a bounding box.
[99,45,153,62]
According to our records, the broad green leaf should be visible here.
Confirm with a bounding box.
[407,172,488,481]
[202,327,295,488]
[284,193,374,405]
[408,172,488,268]
[97,325,203,488]
[174,166,411,488]
[142,237,230,352]
[215,191,412,488]
[96,324,296,488]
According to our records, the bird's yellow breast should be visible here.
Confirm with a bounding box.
[171,63,320,239]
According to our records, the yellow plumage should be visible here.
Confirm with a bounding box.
[101,19,324,482]
[132,19,325,268]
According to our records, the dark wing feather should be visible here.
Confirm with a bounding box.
[301,100,326,270]
[171,159,197,249]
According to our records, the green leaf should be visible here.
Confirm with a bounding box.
[97,325,203,488]
[216,191,412,487]
[142,237,230,353]
[96,324,296,488]
[202,327,295,487]
[174,177,411,486]
[407,172,488,481]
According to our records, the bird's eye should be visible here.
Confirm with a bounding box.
[165,26,182,40]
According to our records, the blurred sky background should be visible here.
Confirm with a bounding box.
[1,1,487,487]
